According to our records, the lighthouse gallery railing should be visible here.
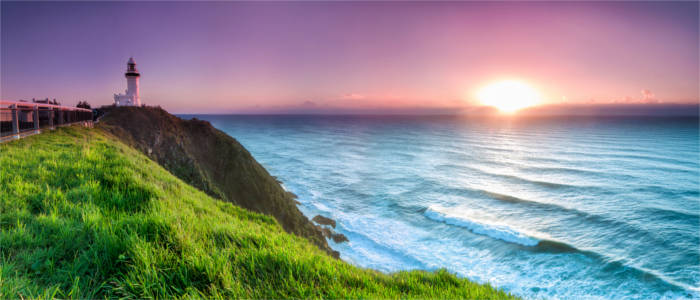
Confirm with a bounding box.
[0,100,93,142]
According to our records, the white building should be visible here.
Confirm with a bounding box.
[113,57,141,106]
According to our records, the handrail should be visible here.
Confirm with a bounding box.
[1,99,94,142]
[0,100,92,112]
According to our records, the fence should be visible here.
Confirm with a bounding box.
[0,100,93,142]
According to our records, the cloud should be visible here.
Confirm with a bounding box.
[300,100,317,107]
[640,89,659,103]
[605,89,661,104]
[340,93,366,100]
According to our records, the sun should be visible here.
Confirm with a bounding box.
[477,80,541,113]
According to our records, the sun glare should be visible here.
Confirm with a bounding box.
[477,80,541,113]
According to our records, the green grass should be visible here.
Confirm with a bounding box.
[0,127,516,299]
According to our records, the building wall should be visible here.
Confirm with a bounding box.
[126,76,140,106]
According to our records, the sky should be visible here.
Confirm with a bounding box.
[1,1,698,114]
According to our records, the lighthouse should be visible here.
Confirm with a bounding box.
[113,57,141,106]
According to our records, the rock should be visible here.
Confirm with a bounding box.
[312,215,336,228]
[319,227,332,239]
[330,232,348,243]
[316,225,348,244]
[284,191,300,204]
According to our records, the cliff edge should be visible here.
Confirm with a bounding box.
[1,125,515,298]
[98,106,335,256]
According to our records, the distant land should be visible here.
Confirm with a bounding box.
[211,103,700,116]
[519,103,700,117]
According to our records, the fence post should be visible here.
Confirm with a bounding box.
[58,109,64,126]
[10,104,19,136]
[33,105,39,132]
[48,107,54,129]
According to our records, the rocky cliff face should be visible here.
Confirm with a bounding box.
[99,106,336,256]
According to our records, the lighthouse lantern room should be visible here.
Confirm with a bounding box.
[113,57,141,106]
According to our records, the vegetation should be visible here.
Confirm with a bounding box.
[0,126,516,299]
[99,106,334,256]
[76,101,91,109]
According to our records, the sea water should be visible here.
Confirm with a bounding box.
[183,115,699,299]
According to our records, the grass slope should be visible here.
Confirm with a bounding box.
[99,106,334,256]
[0,127,516,299]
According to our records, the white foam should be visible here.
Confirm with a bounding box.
[312,201,331,213]
[424,205,540,247]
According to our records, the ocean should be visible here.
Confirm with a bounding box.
[183,114,699,299]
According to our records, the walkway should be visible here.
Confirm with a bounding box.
[0,100,93,143]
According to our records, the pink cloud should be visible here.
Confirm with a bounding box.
[640,89,660,103]
[300,100,317,107]
[340,93,366,100]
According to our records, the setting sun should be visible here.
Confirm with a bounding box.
[478,80,541,113]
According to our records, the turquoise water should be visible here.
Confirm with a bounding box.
[187,115,699,299]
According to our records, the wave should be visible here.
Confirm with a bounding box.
[472,189,696,253]
[550,149,700,168]
[440,186,595,218]
[461,164,601,191]
[424,205,540,246]
[633,185,700,199]
[422,205,699,294]
[517,165,640,182]
[642,206,700,222]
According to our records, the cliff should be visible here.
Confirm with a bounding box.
[98,106,335,256]
[0,125,515,298]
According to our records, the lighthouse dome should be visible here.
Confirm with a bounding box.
[128,57,135,64]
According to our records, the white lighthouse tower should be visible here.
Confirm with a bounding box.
[113,57,141,106]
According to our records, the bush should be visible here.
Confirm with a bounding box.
[77,101,91,109]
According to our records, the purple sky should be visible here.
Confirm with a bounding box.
[1,1,698,114]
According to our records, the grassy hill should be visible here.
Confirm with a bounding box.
[0,126,515,299]
[98,106,334,256]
